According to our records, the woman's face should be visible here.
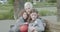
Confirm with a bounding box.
[25,5,32,14]
[30,12,38,20]
[23,12,28,19]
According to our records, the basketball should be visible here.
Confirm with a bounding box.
[19,24,28,32]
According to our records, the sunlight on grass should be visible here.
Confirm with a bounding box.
[33,2,56,8]
[0,4,14,20]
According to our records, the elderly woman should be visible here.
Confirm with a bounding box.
[18,2,33,17]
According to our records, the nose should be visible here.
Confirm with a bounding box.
[32,16,35,18]
[28,8,30,9]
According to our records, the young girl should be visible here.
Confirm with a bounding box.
[28,10,45,32]
[10,11,29,32]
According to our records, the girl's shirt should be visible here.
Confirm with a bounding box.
[28,19,45,32]
[11,17,25,32]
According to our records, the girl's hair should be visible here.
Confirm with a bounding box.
[19,9,26,17]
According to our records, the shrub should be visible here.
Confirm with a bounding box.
[0,9,14,20]
[8,0,14,5]
[0,15,5,20]
[38,10,56,16]
[47,0,56,3]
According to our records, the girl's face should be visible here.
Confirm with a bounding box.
[30,12,38,20]
[23,12,28,19]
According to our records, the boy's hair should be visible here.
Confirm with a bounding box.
[27,9,39,23]
[31,9,38,14]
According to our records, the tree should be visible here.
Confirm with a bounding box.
[14,0,25,20]
[14,0,19,20]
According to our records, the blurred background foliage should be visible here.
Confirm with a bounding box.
[8,0,14,4]
[38,10,57,16]
[0,0,57,20]
[47,0,56,3]
[0,0,14,20]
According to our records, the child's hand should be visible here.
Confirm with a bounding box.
[24,22,28,24]
[20,22,28,26]
[29,26,35,32]
[32,30,38,32]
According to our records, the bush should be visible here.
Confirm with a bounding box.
[8,0,14,5]
[38,10,56,16]
[0,9,14,20]
[9,9,14,19]
[33,2,56,8]
[47,0,56,3]
[0,15,5,20]
[0,0,14,20]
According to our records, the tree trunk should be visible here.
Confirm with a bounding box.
[14,0,19,20]
[14,0,25,20]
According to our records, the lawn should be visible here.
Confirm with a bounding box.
[0,4,14,20]
[33,2,56,8]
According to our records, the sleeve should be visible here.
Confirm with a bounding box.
[34,19,45,32]
[41,18,46,27]
[11,17,24,32]
[39,17,46,27]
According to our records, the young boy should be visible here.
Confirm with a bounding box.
[28,10,45,32]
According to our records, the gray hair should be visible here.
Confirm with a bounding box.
[24,2,33,9]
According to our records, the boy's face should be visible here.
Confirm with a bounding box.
[30,12,38,20]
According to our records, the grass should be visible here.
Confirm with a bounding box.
[0,4,13,12]
[38,10,57,16]
[33,2,57,8]
[0,4,14,20]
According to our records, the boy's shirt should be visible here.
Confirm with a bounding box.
[28,19,45,32]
